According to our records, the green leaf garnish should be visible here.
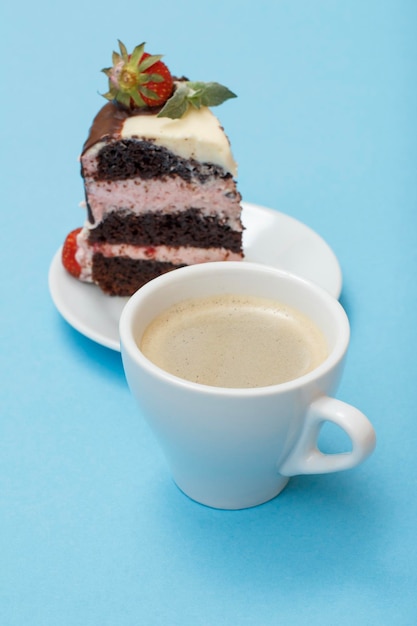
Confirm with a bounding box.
[158,81,236,119]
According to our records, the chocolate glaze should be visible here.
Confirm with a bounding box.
[82,101,164,155]
[82,103,127,154]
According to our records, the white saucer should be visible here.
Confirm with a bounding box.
[49,202,342,351]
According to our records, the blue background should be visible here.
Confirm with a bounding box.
[1,1,416,624]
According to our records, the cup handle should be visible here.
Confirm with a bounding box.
[279,396,376,476]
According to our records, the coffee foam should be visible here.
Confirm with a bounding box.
[139,294,328,388]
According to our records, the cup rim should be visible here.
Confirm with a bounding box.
[119,262,350,397]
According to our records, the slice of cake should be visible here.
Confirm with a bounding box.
[62,41,244,296]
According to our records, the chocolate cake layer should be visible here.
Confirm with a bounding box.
[92,254,185,296]
[88,209,243,252]
[94,140,230,183]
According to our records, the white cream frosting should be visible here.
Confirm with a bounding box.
[121,106,237,176]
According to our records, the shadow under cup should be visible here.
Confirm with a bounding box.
[119,262,375,510]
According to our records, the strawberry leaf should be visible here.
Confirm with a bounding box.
[189,81,237,107]
[129,42,145,66]
[102,90,114,101]
[139,85,161,100]
[158,81,237,119]
[118,40,128,60]
[157,83,190,119]
[138,53,164,72]
[112,51,121,66]
[115,90,132,108]
[140,73,165,84]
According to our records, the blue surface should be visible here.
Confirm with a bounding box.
[1,1,416,624]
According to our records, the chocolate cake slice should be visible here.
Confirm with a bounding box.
[62,42,243,296]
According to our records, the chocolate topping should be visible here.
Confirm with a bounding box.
[82,103,127,154]
[82,101,164,154]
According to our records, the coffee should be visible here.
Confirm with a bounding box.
[139,294,328,388]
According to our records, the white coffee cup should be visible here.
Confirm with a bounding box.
[120,262,376,510]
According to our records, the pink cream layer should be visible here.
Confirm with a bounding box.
[75,228,242,283]
[84,176,242,228]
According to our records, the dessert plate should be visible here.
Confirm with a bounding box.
[49,202,342,351]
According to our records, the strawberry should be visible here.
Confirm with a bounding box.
[62,228,82,278]
[102,41,174,110]
[136,52,174,107]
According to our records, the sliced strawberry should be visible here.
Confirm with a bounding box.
[62,228,82,278]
